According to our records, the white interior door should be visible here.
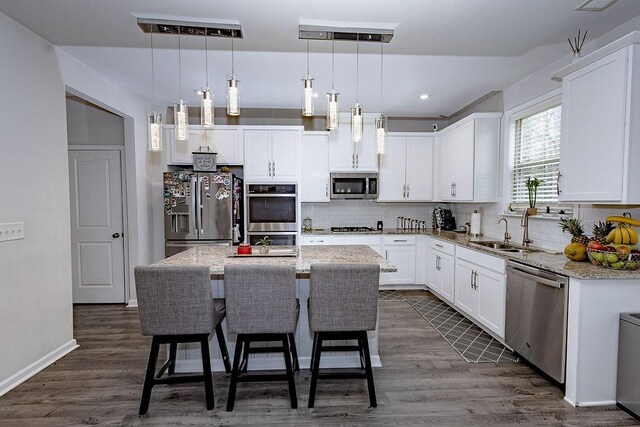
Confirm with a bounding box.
[68,150,125,303]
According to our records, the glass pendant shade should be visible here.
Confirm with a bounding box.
[198,88,214,128]
[147,112,163,152]
[226,75,240,116]
[375,115,388,155]
[302,76,315,117]
[174,100,189,141]
[326,90,339,130]
[351,103,363,143]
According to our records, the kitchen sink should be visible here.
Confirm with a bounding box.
[470,241,540,253]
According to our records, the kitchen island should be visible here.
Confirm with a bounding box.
[153,245,397,373]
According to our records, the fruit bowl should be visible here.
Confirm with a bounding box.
[587,248,640,271]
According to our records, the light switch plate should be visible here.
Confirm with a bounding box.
[0,222,25,242]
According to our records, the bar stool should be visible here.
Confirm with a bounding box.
[224,264,298,411]
[134,265,231,415]
[308,263,380,408]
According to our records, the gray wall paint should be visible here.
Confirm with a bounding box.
[66,96,125,146]
[446,91,504,125]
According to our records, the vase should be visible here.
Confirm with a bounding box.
[259,245,269,255]
[527,207,538,216]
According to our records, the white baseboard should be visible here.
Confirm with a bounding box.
[564,396,617,407]
[127,299,138,308]
[0,339,78,398]
[379,285,426,290]
[175,355,382,374]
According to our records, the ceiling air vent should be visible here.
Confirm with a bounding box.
[576,0,619,11]
[299,25,394,43]
[137,18,243,38]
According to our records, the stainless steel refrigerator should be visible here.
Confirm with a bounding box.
[163,171,243,257]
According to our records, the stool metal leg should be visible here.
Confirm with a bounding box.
[282,335,298,409]
[139,336,161,415]
[200,337,215,410]
[240,339,250,373]
[167,342,177,376]
[215,324,232,373]
[357,337,365,370]
[288,333,300,372]
[308,332,323,408]
[226,336,244,412]
[360,331,377,408]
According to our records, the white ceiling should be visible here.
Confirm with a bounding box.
[1,0,640,116]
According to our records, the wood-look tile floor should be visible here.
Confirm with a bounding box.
[1,292,638,426]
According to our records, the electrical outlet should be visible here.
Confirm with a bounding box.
[0,222,25,242]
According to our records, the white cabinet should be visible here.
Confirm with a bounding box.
[382,235,416,286]
[330,235,383,255]
[329,114,377,172]
[378,134,434,202]
[454,246,506,338]
[244,128,300,182]
[299,235,332,245]
[428,240,456,304]
[165,126,243,165]
[301,132,330,202]
[554,38,640,203]
[435,113,500,202]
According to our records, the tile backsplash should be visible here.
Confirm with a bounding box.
[303,201,640,253]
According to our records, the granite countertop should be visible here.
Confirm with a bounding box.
[153,244,397,278]
[302,228,640,280]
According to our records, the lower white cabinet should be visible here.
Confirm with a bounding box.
[382,236,416,285]
[454,246,506,338]
[299,235,332,245]
[428,241,456,304]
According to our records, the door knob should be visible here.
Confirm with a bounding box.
[112,233,121,238]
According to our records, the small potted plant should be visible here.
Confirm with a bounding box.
[256,236,271,254]
[525,177,543,216]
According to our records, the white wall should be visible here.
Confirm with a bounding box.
[0,12,75,394]
[66,96,125,146]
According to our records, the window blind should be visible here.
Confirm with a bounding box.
[511,104,562,205]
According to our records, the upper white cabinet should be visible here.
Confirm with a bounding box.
[165,126,243,165]
[553,34,640,203]
[329,114,377,172]
[301,132,330,202]
[378,134,434,202]
[244,128,300,182]
[435,113,501,202]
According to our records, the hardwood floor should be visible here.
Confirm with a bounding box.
[0,292,637,426]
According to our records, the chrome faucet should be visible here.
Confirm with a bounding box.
[521,210,534,247]
[498,218,511,243]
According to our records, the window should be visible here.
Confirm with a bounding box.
[511,104,562,206]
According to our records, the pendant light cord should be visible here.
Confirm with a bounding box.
[231,37,235,75]
[150,32,155,111]
[205,29,209,88]
[331,39,335,90]
[306,40,310,76]
[356,39,359,103]
[380,42,383,114]
[178,28,182,100]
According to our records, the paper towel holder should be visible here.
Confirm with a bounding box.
[470,209,483,238]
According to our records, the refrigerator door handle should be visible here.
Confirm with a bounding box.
[194,176,201,237]
[199,176,205,235]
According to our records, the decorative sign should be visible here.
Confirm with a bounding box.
[192,146,217,172]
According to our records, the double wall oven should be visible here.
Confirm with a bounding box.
[246,183,298,245]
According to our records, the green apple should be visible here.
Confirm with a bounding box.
[611,261,625,270]
[606,253,619,264]
[592,252,605,262]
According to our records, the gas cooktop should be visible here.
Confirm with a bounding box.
[330,226,376,233]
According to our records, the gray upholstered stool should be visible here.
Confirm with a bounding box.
[224,264,298,411]
[134,265,231,415]
[308,263,380,408]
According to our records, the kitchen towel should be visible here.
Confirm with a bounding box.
[470,211,481,235]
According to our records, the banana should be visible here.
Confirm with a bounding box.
[606,229,617,243]
[628,227,639,245]
[620,226,630,245]
[614,227,623,245]
[606,216,640,227]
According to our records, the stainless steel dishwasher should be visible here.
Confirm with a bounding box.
[505,261,569,384]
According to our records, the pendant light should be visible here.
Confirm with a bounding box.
[197,28,214,128]
[226,37,240,116]
[376,42,388,155]
[326,40,339,130]
[351,39,363,143]
[174,28,189,141]
[302,40,315,116]
[147,31,163,152]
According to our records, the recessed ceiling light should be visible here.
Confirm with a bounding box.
[576,0,619,12]
[419,94,430,100]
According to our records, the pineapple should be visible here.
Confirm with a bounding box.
[559,218,591,246]
[593,221,615,245]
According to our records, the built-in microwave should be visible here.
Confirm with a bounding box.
[330,173,378,200]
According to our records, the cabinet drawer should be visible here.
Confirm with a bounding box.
[429,238,456,256]
[456,246,505,274]
[299,236,331,245]
[382,235,416,245]
[331,235,382,246]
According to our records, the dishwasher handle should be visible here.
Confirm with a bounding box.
[507,265,565,288]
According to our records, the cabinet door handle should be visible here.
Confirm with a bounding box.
[452,182,456,197]
[436,255,441,270]
[470,270,474,288]
[356,154,359,168]
[269,161,272,177]
[352,154,355,169]
[325,183,329,198]
[403,184,406,198]
[385,250,388,260]
[272,161,276,176]
[406,185,410,198]
[393,239,407,242]
[450,183,453,197]
[557,171,562,195]
[435,243,443,248]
